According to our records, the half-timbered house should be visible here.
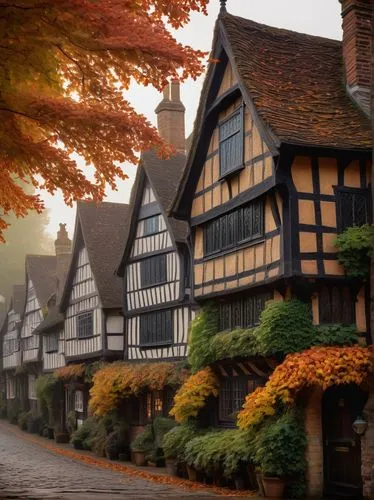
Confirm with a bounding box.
[171,3,372,497]
[35,224,72,373]
[20,255,57,412]
[117,81,194,426]
[59,201,129,424]
[1,285,25,415]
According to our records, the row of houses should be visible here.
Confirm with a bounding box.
[0,1,373,497]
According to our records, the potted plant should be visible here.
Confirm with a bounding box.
[105,430,122,460]
[131,425,154,467]
[254,412,306,498]
[162,423,196,477]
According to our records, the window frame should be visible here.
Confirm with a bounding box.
[218,376,262,424]
[219,292,271,332]
[204,200,264,257]
[74,389,84,413]
[76,311,94,339]
[45,332,59,353]
[335,186,371,233]
[219,106,245,178]
[140,254,167,288]
[139,309,173,348]
[143,216,160,237]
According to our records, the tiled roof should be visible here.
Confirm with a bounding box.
[77,201,130,309]
[11,284,26,315]
[141,150,189,242]
[34,306,63,335]
[26,255,56,309]
[221,13,371,150]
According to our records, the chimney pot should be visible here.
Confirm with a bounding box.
[155,80,186,153]
[340,0,372,116]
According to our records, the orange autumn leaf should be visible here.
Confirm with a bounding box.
[238,346,373,430]
[54,363,85,381]
[0,0,208,241]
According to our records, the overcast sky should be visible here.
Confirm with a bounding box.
[43,0,342,239]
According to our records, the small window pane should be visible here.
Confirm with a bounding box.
[143,216,159,236]
[219,109,243,176]
[77,311,93,338]
[204,200,264,256]
[338,190,370,232]
[141,254,167,287]
[140,309,173,347]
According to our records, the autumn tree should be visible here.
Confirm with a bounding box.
[0,0,208,241]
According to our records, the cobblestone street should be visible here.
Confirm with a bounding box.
[0,422,246,500]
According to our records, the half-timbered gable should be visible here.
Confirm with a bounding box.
[2,285,25,372]
[21,256,56,365]
[118,146,192,361]
[35,224,72,372]
[172,12,371,328]
[60,201,129,363]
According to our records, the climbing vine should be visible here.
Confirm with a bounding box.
[237,346,372,430]
[169,367,219,423]
[55,364,85,381]
[335,224,374,278]
[89,362,187,416]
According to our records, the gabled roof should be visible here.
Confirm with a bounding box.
[61,201,130,310]
[34,305,63,335]
[221,13,371,150]
[25,255,57,309]
[11,284,26,315]
[172,12,372,216]
[117,150,188,276]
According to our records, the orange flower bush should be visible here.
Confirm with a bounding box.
[89,362,187,416]
[169,367,219,423]
[238,346,372,429]
[54,363,85,381]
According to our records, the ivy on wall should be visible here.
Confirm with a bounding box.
[335,224,374,278]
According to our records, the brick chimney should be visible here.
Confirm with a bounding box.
[155,80,186,153]
[54,223,72,301]
[340,0,373,116]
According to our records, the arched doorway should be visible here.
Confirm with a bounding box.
[323,385,368,498]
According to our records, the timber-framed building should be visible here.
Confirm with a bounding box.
[117,81,194,427]
[171,4,372,498]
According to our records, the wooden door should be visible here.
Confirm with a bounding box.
[323,385,367,498]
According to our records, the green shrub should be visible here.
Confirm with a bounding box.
[314,324,359,346]
[253,411,306,478]
[8,398,20,425]
[256,300,315,357]
[183,428,255,476]
[71,416,97,450]
[27,415,44,434]
[162,422,201,460]
[335,224,374,278]
[210,328,258,361]
[35,374,59,410]
[105,430,124,460]
[152,417,176,449]
[131,425,154,453]
[67,410,76,435]
[18,410,31,431]
[188,304,219,373]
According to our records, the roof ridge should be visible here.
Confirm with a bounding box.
[222,12,341,45]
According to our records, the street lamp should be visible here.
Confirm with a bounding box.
[352,415,368,436]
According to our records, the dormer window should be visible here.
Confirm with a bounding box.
[143,216,159,236]
[219,106,244,177]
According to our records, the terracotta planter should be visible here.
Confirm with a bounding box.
[165,458,178,476]
[132,451,147,467]
[186,465,197,482]
[262,477,285,498]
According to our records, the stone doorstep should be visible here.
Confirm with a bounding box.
[0,420,259,499]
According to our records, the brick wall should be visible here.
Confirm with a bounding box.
[304,388,324,498]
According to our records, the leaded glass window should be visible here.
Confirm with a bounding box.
[219,108,244,177]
